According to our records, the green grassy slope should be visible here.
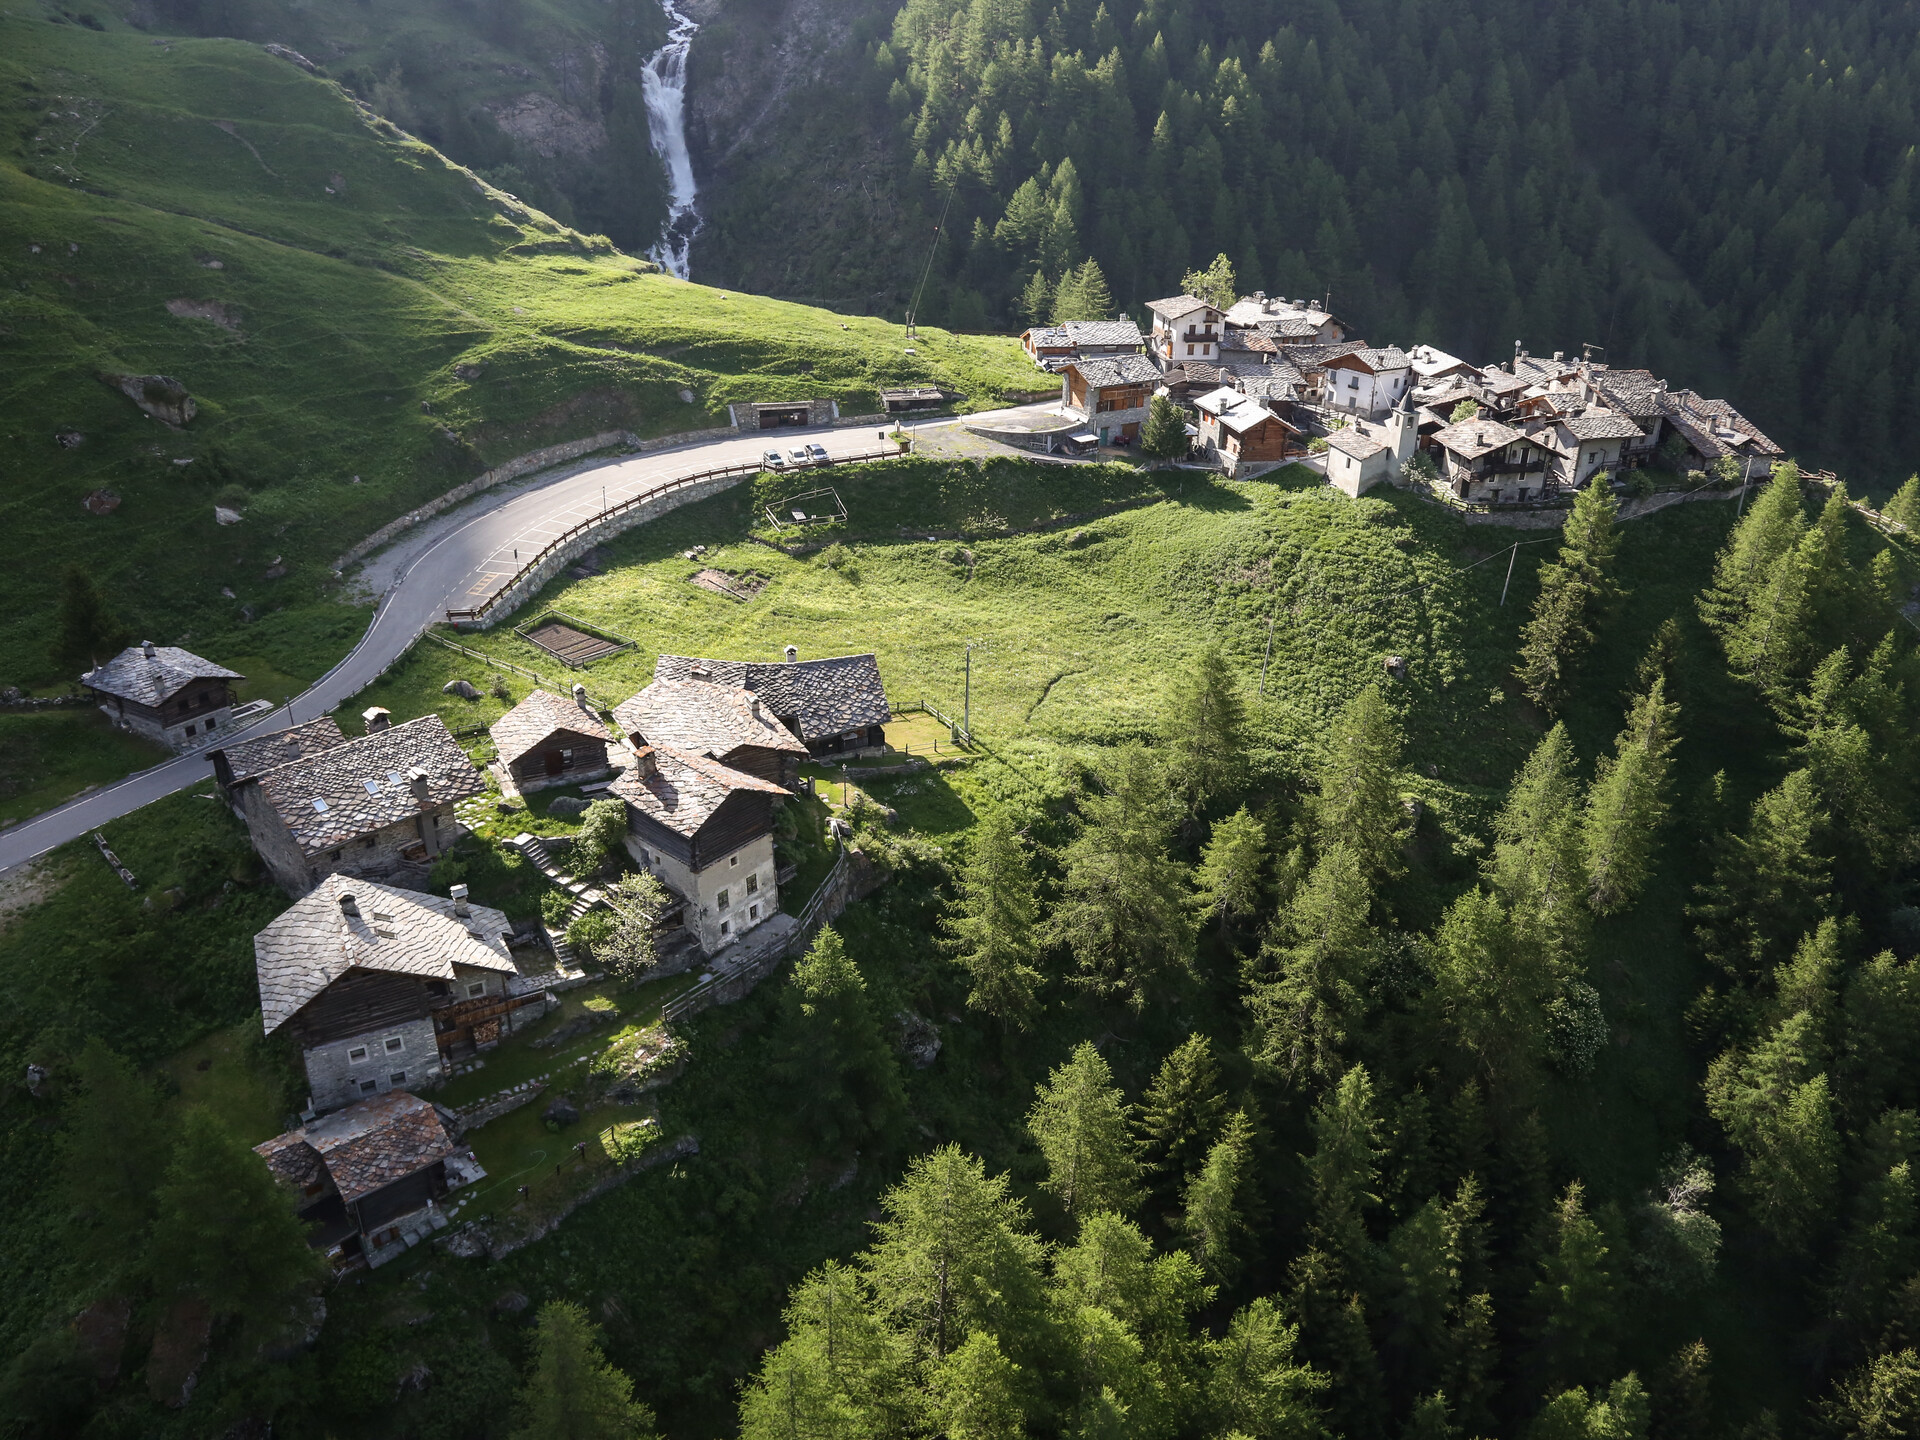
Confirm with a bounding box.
[0,13,1035,686]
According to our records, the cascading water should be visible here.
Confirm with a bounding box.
[642,0,702,279]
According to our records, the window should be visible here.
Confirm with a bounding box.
[363,779,382,795]
[466,981,486,998]
[184,723,196,736]
[745,873,758,894]
[328,849,341,861]
[383,1036,404,1054]
[720,920,731,936]
[363,836,377,849]
[361,1080,378,1093]
[348,1045,369,1063]
[390,1071,406,1084]
[560,748,574,766]
[717,888,730,911]
[1186,343,1194,356]
[749,904,760,921]
[729,854,738,867]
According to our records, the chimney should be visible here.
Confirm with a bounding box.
[406,766,430,803]
[1514,340,1523,361]
[784,644,798,663]
[362,706,391,734]
[572,682,590,712]
[450,883,469,917]
[632,744,659,778]
[141,639,155,659]
[1552,350,1563,363]
[338,892,359,918]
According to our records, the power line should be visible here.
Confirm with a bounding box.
[905,175,961,340]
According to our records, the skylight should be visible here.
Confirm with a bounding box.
[363,780,382,794]
[311,798,329,813]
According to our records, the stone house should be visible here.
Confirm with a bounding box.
[653,650,890,758]
[1192,385,1306,475]
[236,712,485,897]
[1021,319,1146,370]
[610,743,789,954]
[488,687,613,794]
[1224,294,1349,344]
[1407,344,1479,385]
[255,1090,481,1269]
[1059,354,1161,445]
[254,874,539,1113]
[1531,411,1646,491]
[1658,390,1782,479]
[1324,403,1420,498]
[209,716,346,816]
[1431,417,1554,503]
[81,642,243,751]
[615,677,809,789]
[1146,295,1225,367]
[1579,368,1672,466]
[1322,346,1414,420]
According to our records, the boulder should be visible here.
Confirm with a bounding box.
[1383,654,1408,680]
[542,1097,580,1127]
[546,795,589,817]
[215,506,243,525]
[492,1289,530,1314]
[82,489,120,515]
[145,1298,212,1407]
[894,1012,942,1069]
[261,42,317,71]
[55,430,84,448]
[678,388,697,404]
[454,363,484,381]
[442,679,481,700]
[99,372,196,426]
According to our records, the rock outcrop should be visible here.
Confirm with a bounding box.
[99,372,196,426]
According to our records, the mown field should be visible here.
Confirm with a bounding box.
[0,11,1035,690]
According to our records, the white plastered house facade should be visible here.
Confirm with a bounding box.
[625,828,779,955]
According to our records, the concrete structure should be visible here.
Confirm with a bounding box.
[81,642,243,751]
[489,687,613,794]
[611,743,788,955]
[1059,354,1160,445]
[235,713,485,897]
[254,875,538,1113]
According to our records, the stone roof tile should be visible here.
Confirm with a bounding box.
[211,717,347,786]
[254,1091,452,1205]
[257,716,484,856]
[614,679,808,761]
[608,744,788,840]
[82,644,242,704]
[489,689,610,768]
[652,653,888,744]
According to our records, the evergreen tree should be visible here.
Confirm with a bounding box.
[1583,676,1680,915]
[1288,1245,1390,1440]
[1705,1012,1841,1249]
[1839,951,1920,1123]
[1192,806,1267,940]
[1529,1181,1620,1393]
[1427,888,1556,1097]
[1516,482,1621,708]
[1529,1376,1651,1440]
[1046,744,1194,1008]
[1647,1341,1713,1440]
[1487,724,1588,964]
[928,1331,1026,1440]
[1141,394,1190,462]
[738,1262,913,1440]
[1135,1033,1229,1200]
[512,1301,660,1440]
[1701,462,1807,634]
[1305,1065,1382,1267]
[1724,529,1816,701]
[1181,252,1237,309]
[58,1039,173,1278]
[1017,269,1055,326]
[1248,842,1376,1083]
[1314,685,1407,879]
[1205,1297,1328,1440]
[1885,476,1920,534]
[778,926,906,1144]
[1823,1144,1920,1363]
[1824,1350,1920,1440]
[941,807,1042,1026]
[147,1108,326,1331]
[50,563,130,677]
[1162,644,1247,815]
[1180,1108,1255,1284]
[1028,1041,1140,1221]
[1051,257,1114,322]
[1690,771,1831,983]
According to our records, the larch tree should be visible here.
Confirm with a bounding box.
[512,1301,660,1440]
[1583,675,1681,915]
[1051,257,1114,322]
[1181,252,1237,309]
[1305,1065,1383,1268]
[1884,475,1920,533]
[1690,770,1831,984]
[928,1330,1027,1440]
[1028,1041,1140,1222]
[1191,806,1267,941]
[1163,644,1247,815]
[737,1263,913,1440]
[1046,744,1195,1008]
[1134,1033,1229,1201]
[1248,842,1376,1084]
[941,807,1042,1026]
[778,925,905,1144]
[1528,1181,1621,1394]
[1528,1376,1651,1440]
[1427,887,1557,1097]
[1487,724,1588,966]
[1516,481,1622,709]
[1180,1108,1256,1284]
[1700,460,1806,634]
[50,563,130,676]
[1823,1349,1920,1440]
[1204,1297,1328,1440]
[1018,269,1055,325]
[1705,1011,1841,1250]
[1314,685,1407,879]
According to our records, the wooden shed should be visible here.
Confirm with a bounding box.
[488,688,613,793]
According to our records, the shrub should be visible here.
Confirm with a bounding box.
[540,888,574,928]
[816,542,853,572]
[566,908,616,957]
[1546,980,1607,1073]
[570,798,629,876]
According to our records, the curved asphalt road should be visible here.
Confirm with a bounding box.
[0,408,1051,875]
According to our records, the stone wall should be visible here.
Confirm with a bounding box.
[304,1015,440,1114]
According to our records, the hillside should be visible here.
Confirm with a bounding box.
[0,10,1035,687]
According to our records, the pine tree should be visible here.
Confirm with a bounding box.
[1529,1182,1620,1393]
[1583,676,1680,915]
[1046,744,1195,1008]
[1314,685,1407,879]
[147,1108,326,1331]
[928,1331,1026,1440]
[1028,1041,1140,1221]
[1488,724,1588,964]
[1135,1033,1229,1198]
[1516,482,1620,708]
[1248,843,1376,1083]
[1885,475,1920,534]
[1206,1296,1328,1440]
[1163,644,1247,814]
[512,1301,660,1440]
[1192,806,1267,939]
[941,807,1042,1026]
[778,926,906,1144]
[1018,269,1055,325]
[1051,257,1114,322]
[1141,394,1190,462]
[1690,770,1831,983]
[1181,1108,1255,1283]
[50,563,130,677]
[58,1039,173,1279]
[1181,252,1238,309]
[1704,1012,1841,1249]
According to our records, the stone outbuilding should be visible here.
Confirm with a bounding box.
[488,687,613,794]
[255,1089,482,1269]
[81,641,243,750]
[235,712,485,897]
[615,677,809,789]
[254,874,540,1113]
[653,650,889,758]
[611,743,789,955]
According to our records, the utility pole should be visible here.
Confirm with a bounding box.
[1736,470,1752,518]
[1499,542,1520,606]
[963,643,973,741]
[1258,614,1275,698]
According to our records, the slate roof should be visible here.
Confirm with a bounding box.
[615,679,808,762]
[1340,346,1412,372]
[255,1091,453,1206]
[1327,428,1389,460]
[1062,318,1145,348]
[1407,344,1476,379]
[1220,330,1280,355]
[81,644,242,704]
[1477,369,1530,396]
[1662,391,1783,459]
[489,689,611,768]
[1588,368,1667,417]
[1256,318,1326,340]
[1225,297,1339,329]
[1146,294,1215,318]
[653,652,889,744]
[1164,361,1229,388]
[255,873,514,1034]
[1286,341,1368,371]
[1432,419,1524,460]
[1068,354,1162,389]
[1237,375,1298,403]
[256,1129,329,1192]
[1023,326,1074,350]
[256,715,485,856]
[211,717,347,787]
[1563,412,1645,442]
[609,744,789,840]
[1194,386,1294,437]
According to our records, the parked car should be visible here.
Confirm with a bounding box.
[763,449,786,470]
[806,443,830,466]
[787,447,811,468]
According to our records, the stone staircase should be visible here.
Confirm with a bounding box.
[507,832,605,973]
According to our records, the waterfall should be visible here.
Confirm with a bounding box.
[641,0,702,279]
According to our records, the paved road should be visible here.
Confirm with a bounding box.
[0,410,1031,874]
